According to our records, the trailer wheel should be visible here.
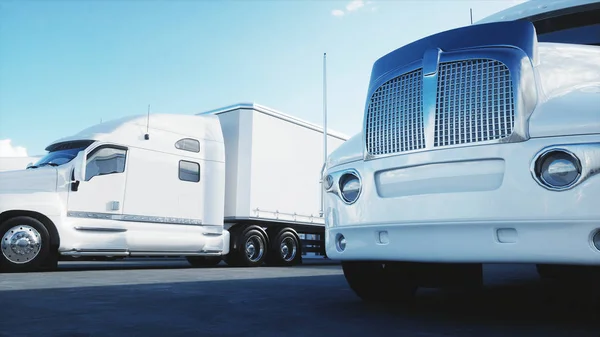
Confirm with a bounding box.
[341,261,418,305]
[0,216,52,273]
[186,256,222,267]
[265,227,301,266]
[225,226,268,267]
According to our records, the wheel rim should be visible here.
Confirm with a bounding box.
[1,225,42,264]
[245,235,264,262]
[280,237,297,262]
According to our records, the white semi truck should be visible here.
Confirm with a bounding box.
[323,0,600,303]
[0,103,347,272]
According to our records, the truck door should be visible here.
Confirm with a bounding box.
[67,145,128,233]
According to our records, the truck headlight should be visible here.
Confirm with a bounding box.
[533,149,581,190]
[339,172,361,204]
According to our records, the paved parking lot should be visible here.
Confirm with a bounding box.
[0,259,598,337]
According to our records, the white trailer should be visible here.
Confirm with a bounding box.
[198,103,348,266]
[0,103,347,272]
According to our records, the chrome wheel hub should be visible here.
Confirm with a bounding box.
[1,225,42,264]
[280,237,297,262]
[245,235,264,262]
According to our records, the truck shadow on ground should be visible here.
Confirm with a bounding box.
[51,258,337,272]
[0,266,598,337]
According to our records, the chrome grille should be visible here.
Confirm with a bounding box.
[366,69,424,156]
[434,59,515,147]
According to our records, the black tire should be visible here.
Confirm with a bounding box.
[224,226,268,267]
[341,261,418,304]
[186,256,222,267]
[265,227,302,267]
[0,216,53,273]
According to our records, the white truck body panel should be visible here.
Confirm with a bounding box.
[198,103,348,226]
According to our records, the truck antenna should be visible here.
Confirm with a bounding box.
[320,52,328,217]
[470,8,473,24]
[323,52,328,167]
[145,104,150,140]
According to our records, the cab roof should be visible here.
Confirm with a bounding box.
[477,0,600,24]
[46,113,222,151]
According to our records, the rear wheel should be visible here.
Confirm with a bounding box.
[265,227,301,266]
[341,261,418,304]
[0,216,53,273]
[186,256,222,267]
[225,226,268,267]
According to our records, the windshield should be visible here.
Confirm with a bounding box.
[29,140,95,169]
[533,6,600,46]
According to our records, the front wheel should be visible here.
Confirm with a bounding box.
[341,261,418,304]
[0,216,52,273]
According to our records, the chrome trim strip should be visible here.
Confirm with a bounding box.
[60,249,222,257]
[530,143,600,191]
[422,47,442,77]
[202,233,224,236]
[74,227,127,233]
[422,49,440,152]
[60,249,129,257]
[129,251,222,256]
[67,211,205,226]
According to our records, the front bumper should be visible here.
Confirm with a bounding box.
[324,134,600,265]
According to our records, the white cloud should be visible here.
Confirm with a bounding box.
[346,0,365,12]
[0,139,28,157]
[331,0,375,17]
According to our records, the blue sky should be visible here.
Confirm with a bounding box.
[0,0,525,156]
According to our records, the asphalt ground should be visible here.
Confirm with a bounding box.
[0,258,598,337]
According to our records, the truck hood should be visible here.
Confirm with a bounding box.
[0,168,58,194]
[528,42,600,138]
[327,132,363,170]
[535,43,600,101]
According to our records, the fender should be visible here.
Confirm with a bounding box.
[529,43,600,138]
[0,193,65,217]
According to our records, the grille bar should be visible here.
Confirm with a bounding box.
[434,59,515,147]
[365,69,424,156]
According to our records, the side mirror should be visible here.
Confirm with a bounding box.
[73,150,87,182]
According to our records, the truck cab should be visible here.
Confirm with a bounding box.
[0,113,228,272]
[323,0,600,303]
